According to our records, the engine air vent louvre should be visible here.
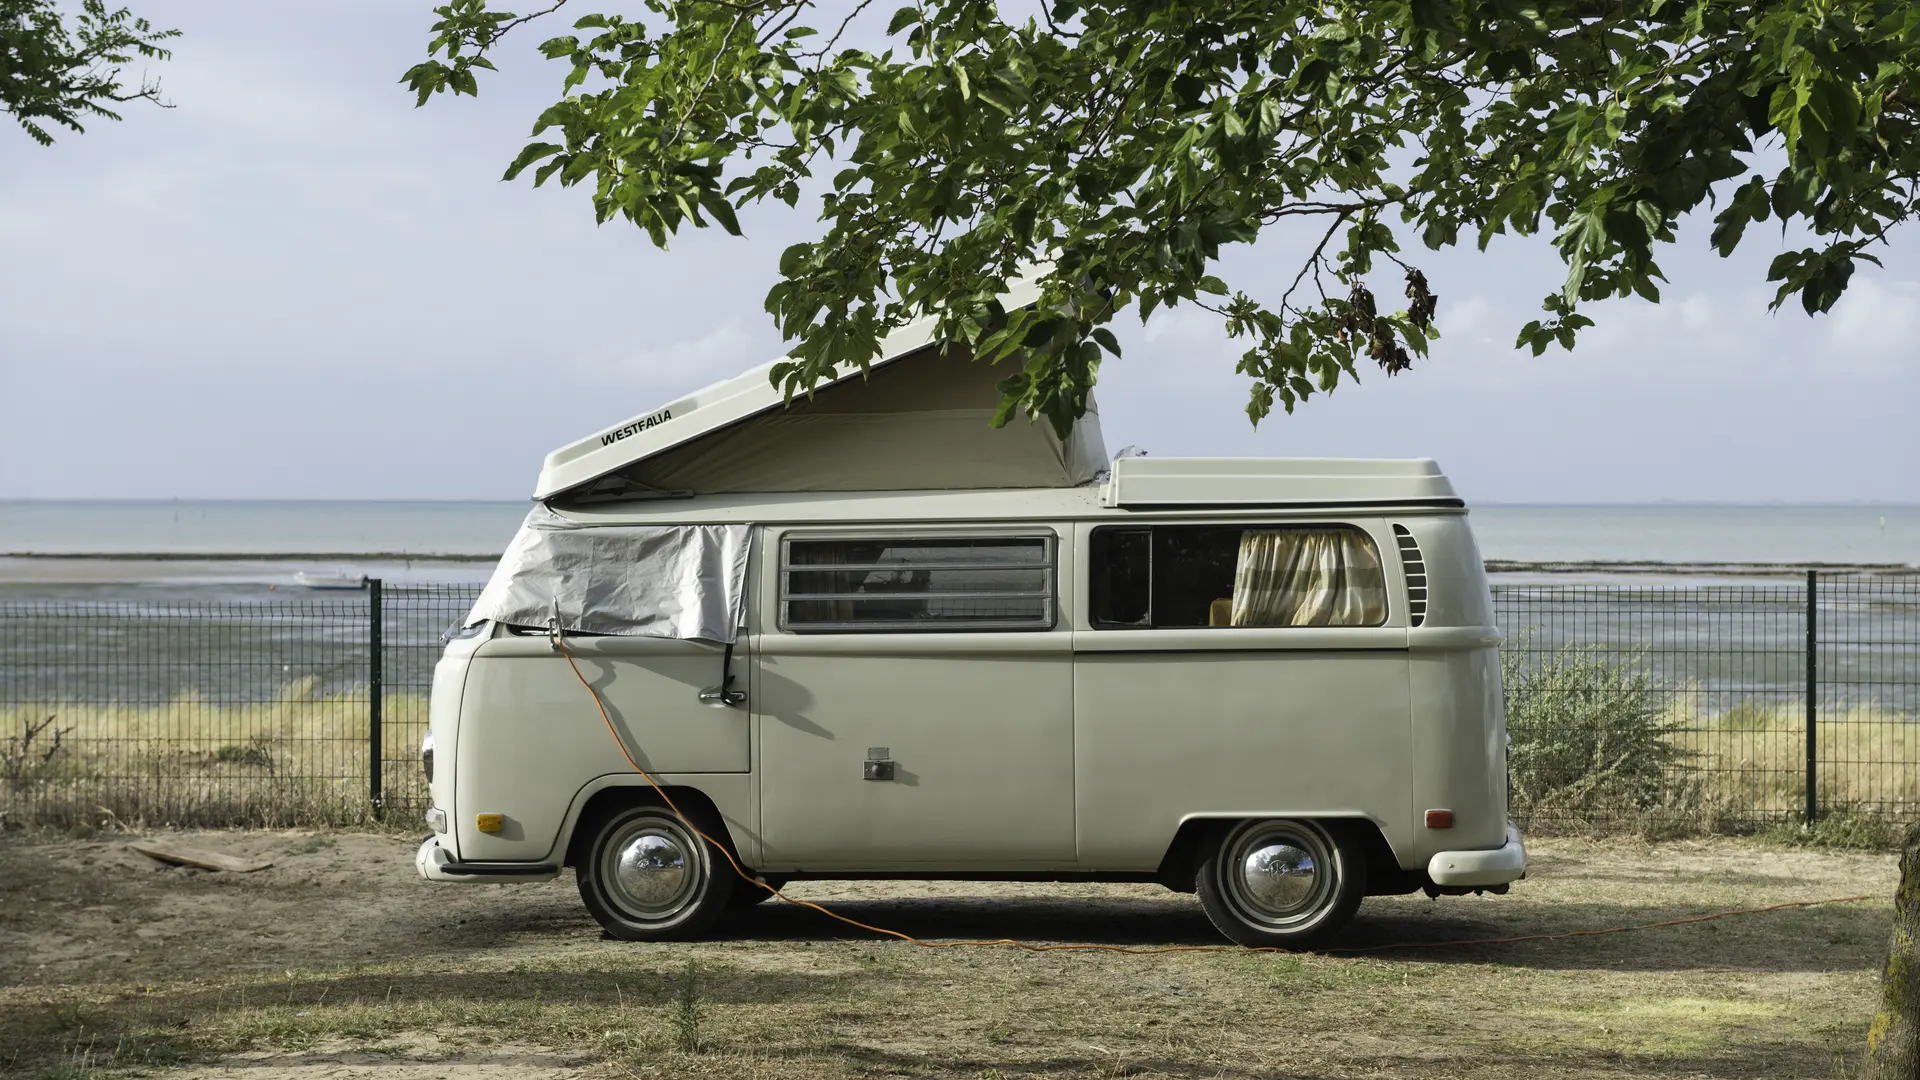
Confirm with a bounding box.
[1393,524,1427,627]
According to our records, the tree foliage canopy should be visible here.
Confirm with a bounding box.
[1,0,178,146]
[408,0,1920,433]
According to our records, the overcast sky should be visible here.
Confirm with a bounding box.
[2,1,1915,504]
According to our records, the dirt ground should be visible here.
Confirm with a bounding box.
[0,830,1899,1079]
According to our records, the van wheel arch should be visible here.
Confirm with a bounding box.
[1157,816,1411,897]
[565,784,739,870]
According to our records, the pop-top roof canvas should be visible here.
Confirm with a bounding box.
[565,346,1106,501]
[533,281,1107,501]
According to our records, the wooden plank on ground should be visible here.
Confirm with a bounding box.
[129,840,273,873]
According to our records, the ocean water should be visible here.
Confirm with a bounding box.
[0,500,529,558]
[1,500,1914,708]
[1472,503,1920,568]
[3,499,1917,568]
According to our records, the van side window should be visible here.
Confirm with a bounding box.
[1089,526,1386,628]
[781,535,1055,632]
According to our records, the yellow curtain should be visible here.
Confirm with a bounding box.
[1230,529,1386,627]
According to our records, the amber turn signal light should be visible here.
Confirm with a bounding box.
[476,813,504,833]
[1424,809,1455,829]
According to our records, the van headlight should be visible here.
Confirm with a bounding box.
[421,731,435,783]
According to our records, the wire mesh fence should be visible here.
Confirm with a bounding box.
[2,574,1915,832]
[1496,573,1920,832]
[0,583,479,829]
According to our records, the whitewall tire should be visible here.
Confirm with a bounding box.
[576,803,735,941]
[1195,818,1365,949]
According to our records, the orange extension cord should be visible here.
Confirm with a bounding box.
[557,636,1875,956]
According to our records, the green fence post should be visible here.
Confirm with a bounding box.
[369,577,384,821]
[1805,569,1817,825]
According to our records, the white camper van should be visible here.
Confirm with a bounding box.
[415,306,1526,949]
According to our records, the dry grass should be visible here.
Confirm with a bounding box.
[0,831,1900,1079]
[0,678,429,829]
[7,673,1916,838]
[1671,701,1920,818]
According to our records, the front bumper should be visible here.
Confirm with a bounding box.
[415,836,560,884]
[1427,823,1528,887]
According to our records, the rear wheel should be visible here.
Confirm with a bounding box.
[1196,818,1364,949]
[576,803,734,940]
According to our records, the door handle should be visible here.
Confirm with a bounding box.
[699,684,747,708]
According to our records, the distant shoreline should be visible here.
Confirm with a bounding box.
[1483,559,1919,576]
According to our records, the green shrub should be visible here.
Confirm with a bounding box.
[1503,638,1695,830]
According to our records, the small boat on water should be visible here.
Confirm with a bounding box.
[292,571,368,591]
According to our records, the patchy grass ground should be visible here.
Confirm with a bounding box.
[0,831,1897,1079]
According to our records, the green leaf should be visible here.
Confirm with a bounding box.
[401,61,448,107]
[975,83,1016,115]
[1256,96,1285,137]
[886,6,920,35]
[502,142,563,182]
[1409,0,1456,33]
[1091,328,1121,357]
[991,371,1031,427]
[698,188,743,236]
[528,102,571,137]
[1708,176,1770,257]
[1420,217,1458,250]
[778,243,814,277]
[1020,315,1065,348]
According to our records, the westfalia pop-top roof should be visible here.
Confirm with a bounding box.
[534,280,1459,511]
[535,278,1113,502]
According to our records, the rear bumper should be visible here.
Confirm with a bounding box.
[415,836,560,884]
[1427,824,1527,887]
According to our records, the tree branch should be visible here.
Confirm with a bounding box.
[813,0,877,64]
[1280,211,1353,314]
[484,0,571,47]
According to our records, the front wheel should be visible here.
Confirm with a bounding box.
[1195,818,1365,949]
[576,803,735,940]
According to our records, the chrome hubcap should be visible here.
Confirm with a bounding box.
[600,815,703,921]
[1219,821,1337,930]
[1241,843,1318,912]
